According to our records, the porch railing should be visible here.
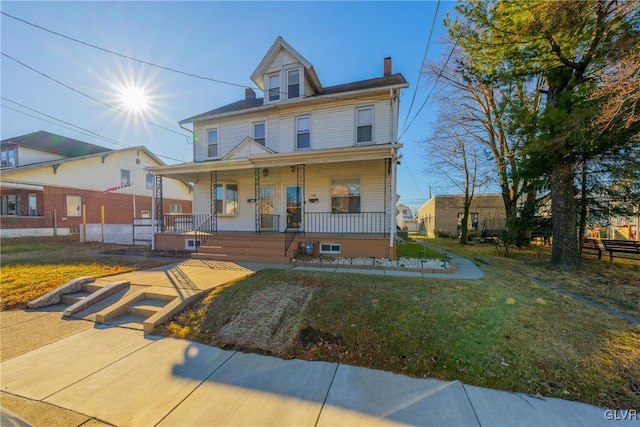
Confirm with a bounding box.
[304,212,387,235]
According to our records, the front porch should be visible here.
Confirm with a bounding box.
[154,214,394,263]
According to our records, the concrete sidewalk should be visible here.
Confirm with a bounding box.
[1,309,633,427]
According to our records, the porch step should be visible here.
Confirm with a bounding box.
[195,233,290,264]
[192,252,290,264]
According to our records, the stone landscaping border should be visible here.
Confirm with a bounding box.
[290,259,457,274]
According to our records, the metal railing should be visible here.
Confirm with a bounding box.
[304,211,387,235]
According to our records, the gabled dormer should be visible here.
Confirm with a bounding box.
[250,36,322,105]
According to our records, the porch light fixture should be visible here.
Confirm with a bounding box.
[290,166,296,172]
[262,168,269,177]
[247,198,257,203]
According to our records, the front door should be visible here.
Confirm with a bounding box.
[260,186,276,231]
[285,186,303,230]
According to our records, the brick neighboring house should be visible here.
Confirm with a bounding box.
[148,37,408,261]
[1,131,192,242]
[417,194,506,239]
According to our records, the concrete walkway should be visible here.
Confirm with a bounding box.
[0,258,634,426]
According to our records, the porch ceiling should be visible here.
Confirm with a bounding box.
[147,144,401,180]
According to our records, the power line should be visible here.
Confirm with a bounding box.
[1,11,250,90]
[2,11,405,104]
[1,52,191,141]
[401,0,440,132]
[1,100,188,164]
[399,38,458,140]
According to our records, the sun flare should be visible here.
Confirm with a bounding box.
[120,85,149,113]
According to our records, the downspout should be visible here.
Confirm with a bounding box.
[389,88,399,257]
[180,123,196,161]
[151,173,156,250]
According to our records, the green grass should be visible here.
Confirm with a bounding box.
[0,236,174,310]
[158,239,640,410]
[396,241,445,259]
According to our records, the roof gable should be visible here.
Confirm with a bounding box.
[250,37,322,92]
[222,137,276,160]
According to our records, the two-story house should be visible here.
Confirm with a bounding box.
[1,131,192,241]
[149,37,408,262]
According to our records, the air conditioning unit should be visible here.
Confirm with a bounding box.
[185,239,201,251]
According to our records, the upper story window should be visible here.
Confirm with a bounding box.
[207,128,219,158]
[121,169,131,186]
[332,178,361,213]
[356,107,373,144]
[1,147,16,167]
[296,116,310,150]
[268,73,280,102]
[253,121,266,146]
[287,69,300,99]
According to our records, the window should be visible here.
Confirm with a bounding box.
[146,173,154,190]
[170,204,183,214]
[28,194,37,215]
[356,107,373,143]
[214,183,239,215]
[140,209,150,218]
[287,69,300,99]
[66,195,82,217]
[253,121,266,146]
[1,147,16,167]
[296,116,310,149]
[470,212,479,231]
[332,178,361,213]
[121,169,130,186]
[268,73,280,102]
[207,128,218,158]
[320,243,342,255]
[2,194,19,215]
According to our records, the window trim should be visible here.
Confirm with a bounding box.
[252,120,267,146]
[214,182,240,216]
[355,106,374,145]
[267,72,281,102]
[206,126,219,159]
[296,115,311,150]
[286,68,301,99]
[331,177,361,214]
[320,242,342,255]
[66,195,82,217]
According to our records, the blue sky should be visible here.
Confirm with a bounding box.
[1,1,457,212]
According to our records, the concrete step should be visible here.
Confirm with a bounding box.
[60,291,91,305]
[82,283,104,293]
[198,245,283,257]
[126,298,167,317]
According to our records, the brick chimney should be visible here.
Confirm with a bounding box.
[384,57,392,77]
[245,87,256,100]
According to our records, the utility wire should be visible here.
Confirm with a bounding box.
[2,11,404,104]
[1,11,250,90]
[1,52,191,141]
[399,38,458,140]
[401,0,440,132]
[1,100,188,163]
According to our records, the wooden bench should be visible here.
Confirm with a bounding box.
[582,239,605,260]
[601,239,640,261]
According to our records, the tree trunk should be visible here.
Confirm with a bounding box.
[550,160,581,268]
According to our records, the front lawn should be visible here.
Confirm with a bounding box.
[0,236,175,310]
[158,240,640,410]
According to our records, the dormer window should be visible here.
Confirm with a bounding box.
[287,69,300,99]
[1,147,16,167]
[268,73,280,102]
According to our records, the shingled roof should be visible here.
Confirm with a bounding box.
[1,131,111,158]
[180,73,408,124]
